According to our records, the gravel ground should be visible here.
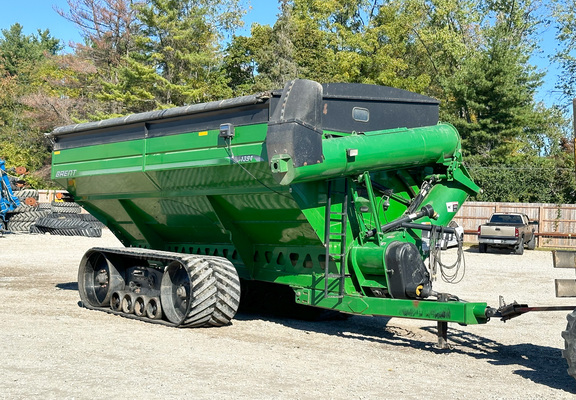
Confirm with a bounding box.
[1,230,576,399]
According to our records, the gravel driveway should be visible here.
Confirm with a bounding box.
[1,230,576,399]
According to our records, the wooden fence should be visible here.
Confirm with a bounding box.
[454,201,576,249]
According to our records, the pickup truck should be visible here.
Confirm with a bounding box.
[477,213,538,255]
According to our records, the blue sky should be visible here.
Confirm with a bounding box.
[0,0,278,46]
[0,0,562,107]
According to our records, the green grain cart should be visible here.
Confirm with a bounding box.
[48,79,574,352]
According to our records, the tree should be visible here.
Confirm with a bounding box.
[551,0,576,106]
[427,0,547,158]
[0,24,61,79]
[0,24,64,177]
[56,0,141,67]
[222,34,257,95]
[56,0,143,115]
[86,0,245,111]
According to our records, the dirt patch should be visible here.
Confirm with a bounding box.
[0,230,575,399]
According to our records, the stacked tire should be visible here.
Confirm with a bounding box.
[30,201,103,237]
[5,189,42,232]
[12,189,39,212]
[7,210,49,233]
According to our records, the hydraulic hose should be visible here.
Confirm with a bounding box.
[366,204,436,237]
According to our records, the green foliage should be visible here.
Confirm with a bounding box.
[0,24,62,79]
[551,0,576,105]
[223,34,257,94]
[92,0,244,112]
[467,154,576,203]
[439,0,546,160]
[0,140,48,174]
[0,24,64,181]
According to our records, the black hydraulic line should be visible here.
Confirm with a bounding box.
[366,204,436,237]
[369,180,411,206]
[400,222,457,235]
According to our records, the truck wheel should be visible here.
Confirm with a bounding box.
[562,310,576,379]
[515,237,524,255]
[479,243,487,253]
[527,234,536,250]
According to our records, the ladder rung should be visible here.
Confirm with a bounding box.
[324,179,349,300]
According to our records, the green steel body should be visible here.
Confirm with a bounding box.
[51,118,487,325]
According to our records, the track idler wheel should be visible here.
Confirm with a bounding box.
[161,259,218,327]
[78,250,124,307]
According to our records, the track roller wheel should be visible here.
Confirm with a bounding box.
[134,296,149,317]
[146,297,163,320]
[121,293,136,314]
[562,309,576,380]
[78,250,124,307]
[110,292,122,312]
[161,259,218,327]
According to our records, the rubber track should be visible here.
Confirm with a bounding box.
[51,201,81,214]
[204,256,241,327]
[11,204,36,213]
[49,212,105,228]
[179,259,218,327]
[35,216,88,229]
[8,210,49,222]
[32,225,102,237]
[33,217,102,237]
[50,227,102,237]
[81,247,240,328]
[7,220,34,232]
[14,189,39,200]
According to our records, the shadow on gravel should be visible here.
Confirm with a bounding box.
[56,282,78,291]
[464,245,549,257]
[236,281,575,393]
[463,246,529,255]
[421,326,576,394]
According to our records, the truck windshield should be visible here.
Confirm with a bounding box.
[490,214,523,224]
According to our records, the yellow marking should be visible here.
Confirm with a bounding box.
[415,285,423,296]
[54,151,61,155]
[199,131,208,136]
